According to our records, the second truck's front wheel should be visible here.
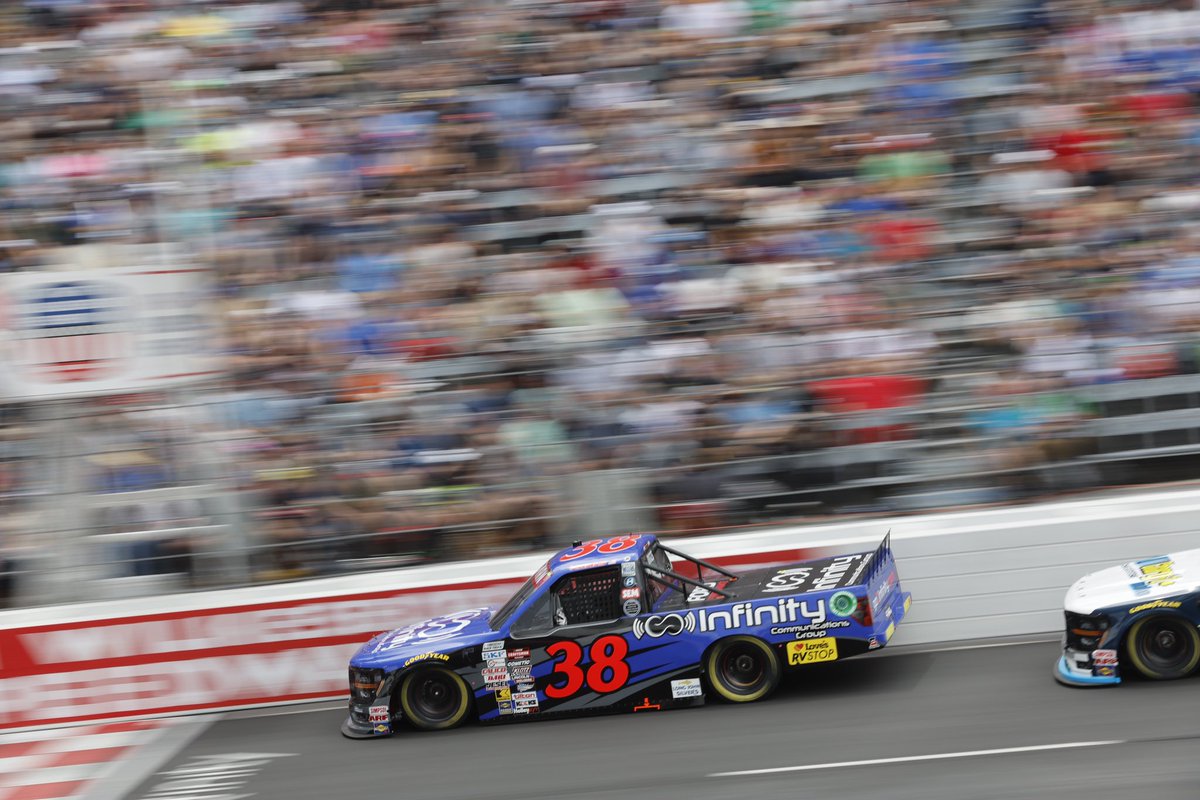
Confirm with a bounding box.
[1126,615,1200,680]
[399,666,472,730]
[706,636,781,702]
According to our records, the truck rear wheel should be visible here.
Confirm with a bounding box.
[706,636,780,703]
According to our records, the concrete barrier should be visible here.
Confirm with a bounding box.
[2,486,1197,731]
[670,488,1200,646]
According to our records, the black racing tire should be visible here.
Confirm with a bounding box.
[1125,615,1200,681]
[705,636,781,703]
[399,666,473,731]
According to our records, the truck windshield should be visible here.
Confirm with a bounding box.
[489,563,550,630]
[489,578,534,630]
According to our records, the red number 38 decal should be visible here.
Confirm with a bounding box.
[559,534,642,562]
[545,635,631,699]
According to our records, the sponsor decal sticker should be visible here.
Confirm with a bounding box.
[375,608,491,652]
[885,622,895,642]
[495,687,512,702]
[1095,666,1116,678]
[1129,599,1182,613]
[811,555,868,591]
[765,556,871,594]
[634,613,693,639]
[512,691,538,708]
[688,584,715,602]
[486,657,507,669]
[498,702,513,714]
[1125,556,1180,594]
[507,648,530,660]
[763,568,812,594]
[369,704,391,734]
[671,678,702,698]
[404,652,451,668]
[482,667,509,682]
[828,591,857,618]
[771,620,850,637]
[846,553,873,586]
[621,561,638,577]
[516,682,535,693]
[1092,649,1118,666]
[510,666,532,681]
[623,599,641,616]
[868,635,881,650]
[482,640,505,654]
[623,576,637,588]
[787,639,839,665]
[621,587,641,601]
[872,572,897,610]
[632,598,834,639]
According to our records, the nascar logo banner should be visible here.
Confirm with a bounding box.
[0,268,221,400]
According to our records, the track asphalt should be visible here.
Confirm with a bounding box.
[120,640,1200,800]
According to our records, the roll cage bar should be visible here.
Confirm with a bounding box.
[645,543,740,602]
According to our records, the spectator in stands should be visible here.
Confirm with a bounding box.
[5,0,1200,605]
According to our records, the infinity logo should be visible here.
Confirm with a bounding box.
[632,613,696,639]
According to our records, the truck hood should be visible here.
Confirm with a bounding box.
[1064,549,1200,614]
[349,606,497,669]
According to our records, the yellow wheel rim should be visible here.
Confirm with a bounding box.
[399,667,472,730]
[706,636,780,703]
[1126,616,1200,681]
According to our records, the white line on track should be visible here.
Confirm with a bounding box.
[709,740,1125,777]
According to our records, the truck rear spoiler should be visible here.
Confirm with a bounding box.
[862,531,894,585]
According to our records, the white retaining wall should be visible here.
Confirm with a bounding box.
[669,487,1200,645]
[1,486,1196,731]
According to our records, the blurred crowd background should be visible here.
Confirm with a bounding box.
[4,0,1200,607]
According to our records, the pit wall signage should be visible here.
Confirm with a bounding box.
[0,267,221,400]
[0,546,828,730]
[0,583,521,730]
